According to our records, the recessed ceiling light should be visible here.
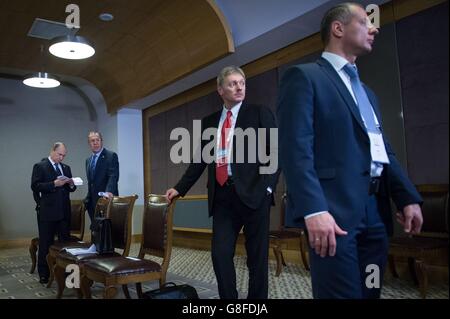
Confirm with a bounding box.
[99,13,114,22]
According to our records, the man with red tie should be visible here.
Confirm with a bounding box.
[166,66,279,299]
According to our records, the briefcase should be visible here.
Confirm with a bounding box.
[92,217,114,254]
[143,282,199,299]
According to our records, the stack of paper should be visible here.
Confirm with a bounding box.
[65,244,97,256]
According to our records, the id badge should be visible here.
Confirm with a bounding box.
[368,132,390,164]
[216,148,227,167]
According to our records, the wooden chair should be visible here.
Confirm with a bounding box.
[45,197,111,288]
[80,194,177,299]
[29,199,86,274]
[269,193,309,276]
[54,194,138,298]
[388,184,449,298]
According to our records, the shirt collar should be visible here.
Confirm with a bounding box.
[48,156,57,166]
[222,101,242,119]
[92,148,104,157]
[322,51,355,72]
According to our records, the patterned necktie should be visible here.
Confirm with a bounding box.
[54,163,63,176]
[216,111,232,186]
[89,154,97,178]
[343,64,379,133]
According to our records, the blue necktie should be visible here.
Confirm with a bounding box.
[343,64,379,133]
[89,154,97,178]
[54,163,63,176]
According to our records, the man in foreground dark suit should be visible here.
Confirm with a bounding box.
[166,66,279,299]
[31,142,76,284]
[277,3,423,298]
[85,131,119,228]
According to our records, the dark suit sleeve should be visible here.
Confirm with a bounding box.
[31,163,55,194]
[105,152,119,194]
[259,105,280,193]
[174,119,208,196]
[277,66,329,220]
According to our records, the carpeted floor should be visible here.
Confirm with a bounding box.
[0,245,448,299]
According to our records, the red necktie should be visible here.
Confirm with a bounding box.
[216,111,232,186]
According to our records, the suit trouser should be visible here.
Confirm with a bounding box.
[38,218,70,278]
[308,195,389,299]
[211,183,271,299]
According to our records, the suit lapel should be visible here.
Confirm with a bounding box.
[46,159,58,179]
[317,58,367,134]
[234,103,248,129]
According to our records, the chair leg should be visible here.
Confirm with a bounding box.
[29,238,38,274]
[46,253,55,288]
[122,285,131,299]
[80,276,92,299]
[414,259,428,299]
[136,283,143,298]
[387,254,399,278]
[54,265,66,299]
[300,232,310,271]
[408,257,419,285]
[272,245,283,277]
[104,285,118,299]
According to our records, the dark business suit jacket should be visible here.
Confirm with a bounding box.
[277,58,422,235]
[85,148,119,211]
[175,103,280,215]
[31,159,76,222]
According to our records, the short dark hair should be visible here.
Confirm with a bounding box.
[320,2,363,45]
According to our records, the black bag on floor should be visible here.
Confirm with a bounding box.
[143,282,199,299]
[92,217,114,254]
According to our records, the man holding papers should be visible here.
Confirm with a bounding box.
[31,142,76,284]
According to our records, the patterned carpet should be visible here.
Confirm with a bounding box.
[0,245,448,299]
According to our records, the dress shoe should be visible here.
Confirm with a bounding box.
[39,276,49,284]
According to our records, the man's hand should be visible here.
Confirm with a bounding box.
[396,203,423,234]
[305,212,348,257]
[54,176,69,187]
[165,188,179,203]
[104,192,113,199]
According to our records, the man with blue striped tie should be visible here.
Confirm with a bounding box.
[277,3,423,298]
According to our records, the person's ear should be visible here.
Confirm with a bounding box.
[331,21,345,39]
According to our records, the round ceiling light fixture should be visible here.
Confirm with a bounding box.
[23,72,60,88]
[49,35,95,60]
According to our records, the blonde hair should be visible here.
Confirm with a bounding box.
[217,66,245,87]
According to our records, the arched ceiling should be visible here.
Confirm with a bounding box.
[0,0,234,113]
[0,0,390,113]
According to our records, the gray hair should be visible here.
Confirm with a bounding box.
[51,142,65,151]
[88,131,103,141]
[217,66,245,87]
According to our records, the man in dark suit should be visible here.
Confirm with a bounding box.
[85,131,119,228]
[31,142,76,283]
[277,3,423,298]
[166,66,279,299]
